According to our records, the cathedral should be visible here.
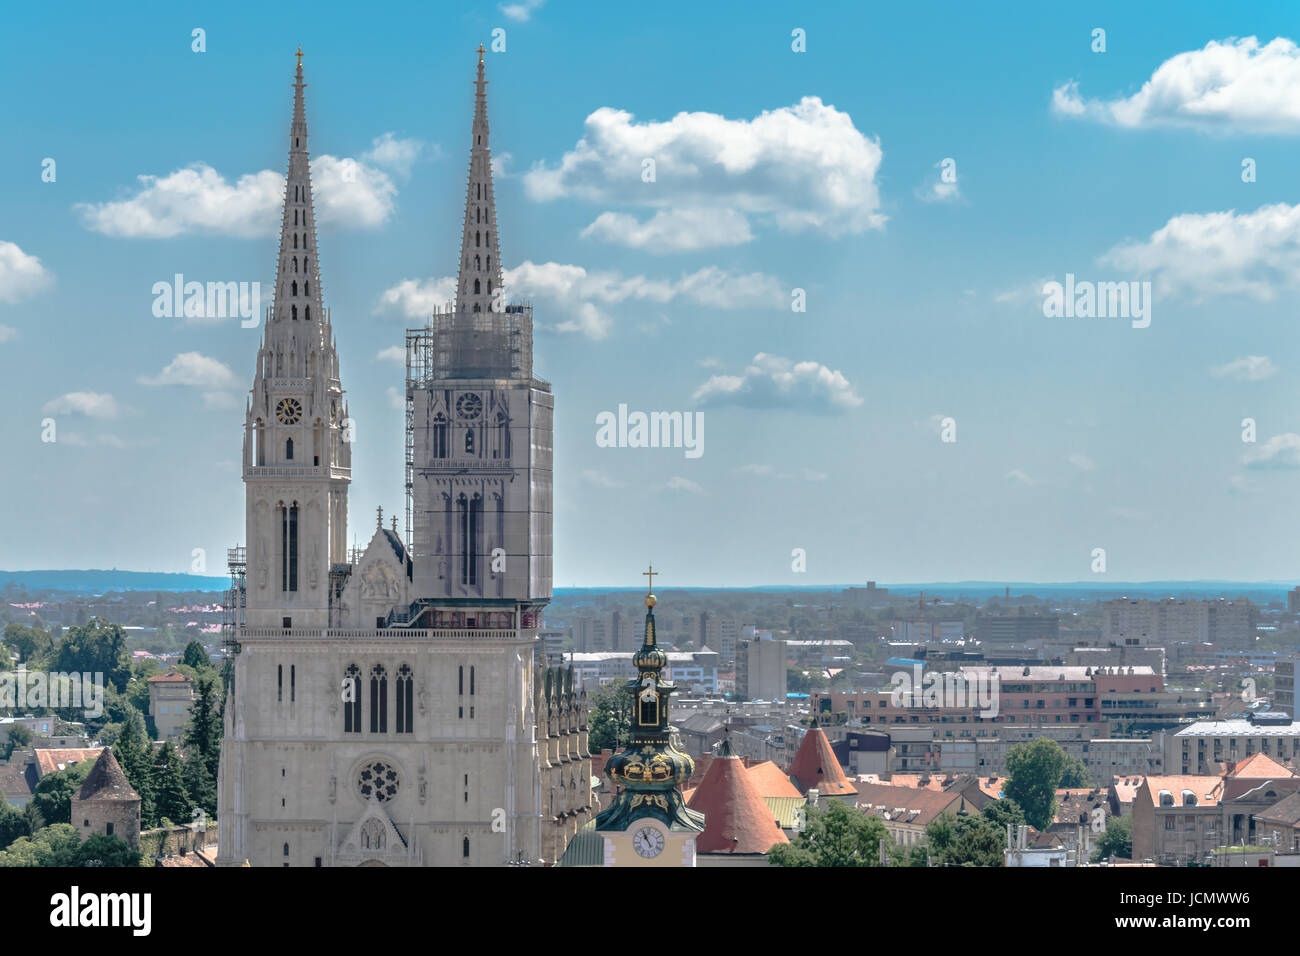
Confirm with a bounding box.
[216,49,595,866]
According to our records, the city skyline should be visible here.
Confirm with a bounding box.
[6,3,1300,585]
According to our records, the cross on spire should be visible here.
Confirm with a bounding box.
[642,563,658,594]
[295,46,304,69]
[476,43,485,62]
[376,505,383,530]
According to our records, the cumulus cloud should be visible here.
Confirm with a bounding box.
[692,353,863,413]
[580,469,623,489]
[363,133,428,178]
[0,241,54,303]
[1067,452,1096,471]
[1052,37,1300,134]
[1099,203,1300,301]
[666,476,704,495]
[917,160,961,204]
[137,352,237,388]
[501,0,544,21]
[1211,355,1277,381]
[42,391,120,420]
[580,208,754,252]
[525,97,884,249]
[375,261,784,340]
[76,141,411,238]
[1244,433,1300,469]
[376,346,406,365]
[1004,469,1035,486]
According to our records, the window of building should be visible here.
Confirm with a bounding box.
[396,664,414,734]
[344,664,361,733]
[370,665,388,733]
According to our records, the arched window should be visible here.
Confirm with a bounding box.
[283,843,290,857]
[486,255,491,270]
[465,428,474,455]
[292,257,298,273]
[494,412,508,460]
[470,665,475,696]
[462,837,470,859]
[281,503,298,592]
[361,819,385,850]
[291,281,298,296]
[485,232,489,246]
[432,413,447,458]
[304,257,309,271]
[344,664,361,733]
[291,305,298,321]
[457,495,469,586]
[476,231,480,247]
[293,234,298,249]
[458,665,464,695]
[304,281,309,296]
[285,438,294,461]
[370,665,388,733]
[475,255,481,270]
[305,305,311,321]
[396,664,414,734]
[473,279,481,295]
[294,210,298,225]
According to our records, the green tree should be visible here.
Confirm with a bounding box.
[946,815,1005,867]
[2,724,32,759]
[1004,737,1068,830]
[113,713,157,828]
[587,681,633,753]
[980,798,1026,832]
[53,619,130,692]
[0,800,28,847]
[75,833,142,867]
[0,823,81,866]
[26,759,94,829]
[151,741,191,825]
[181,640,210,671]
[183,674,222,779]
[1092,814,1133,862]
[182,747,217,819]
[1060,753,1091,788]
[768,800,890,867]
[2,623,53,663]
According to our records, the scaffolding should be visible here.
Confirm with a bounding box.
[404,302,533,541]
[221,546,246,695]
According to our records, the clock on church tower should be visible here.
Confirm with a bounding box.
[594,567,705,867]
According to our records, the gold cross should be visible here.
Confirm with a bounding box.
[295,47,304,68]
[477,43,485,62]
[642,564,658,593]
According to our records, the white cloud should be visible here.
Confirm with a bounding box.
[138,352,237,388]
[42,391,120,420]
[1067,452,1096,471]
[738,464,775,476]
[375,261,784,340]
[525,97,885,248]
[580,208,754,252]
[77,147,406,238]
[501,0,544,22]
[0,324,16,344]
[1244,433,1300,469]
[201,391,240,410]
[1052,37,1300,134]
[580,469,623,489]
[1211,355,1277,381]
[0,241,54,303]
[60,432,129,448]
[362,133,427,178]
[376,345,406,365]
[666,476,704,495]
[1099,203,1300,301]
[692,353,863,413]
[917,161,961,204]
[387,387,405,410]
[1004,469,1035,486]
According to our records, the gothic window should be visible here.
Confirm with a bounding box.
[470,665,475,696]
[301,233,307,249]
[286,438,294,460]
[344,664,361,733]
[396,664,414,734]
[294,210,298,225]
[457,495,469,586]
[476,231,481,247]
[293,234,298,249]
[291,305,298,321]
[465,428,475,455]
[462,837,470,859]
[291,664,295,702]
[277,664,282,702]
[357,760,399,802]
[304,257,309,271]
[255,419,266,466]
[432,413,448,458]
[370,665,388,733]
[458,665,464,696]
[293,257,298,273]
[283,843,289,857]
[477,182,481,199]
[473,279,481,295]
[361,819,385,851]
[485,232,489,246]
[486,256,490,270]
[304,281,309,296]
[305,305,311,321]
[486,281,491,296]
[475,255,481,270]
[281,503,298,592]
[494,412,508,460]
[292,281,298,296]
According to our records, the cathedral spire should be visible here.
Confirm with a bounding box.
[456,45,503,315]
[272,49,327,337]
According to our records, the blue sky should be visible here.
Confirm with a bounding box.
[4,1,1300,586]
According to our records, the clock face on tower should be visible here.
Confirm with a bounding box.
[455,393,482,420]
[276,397,303,424]
[632,825,665,859]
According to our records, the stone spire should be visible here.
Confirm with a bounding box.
[456,45,503,315]
[271,48,328,341]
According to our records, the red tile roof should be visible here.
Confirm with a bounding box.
[33,748,104,778]
[146,671,193,684]
[787,727,857,796]
[686,755,789,855]
[747,760,802,799]
[1226,753,1295,780]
